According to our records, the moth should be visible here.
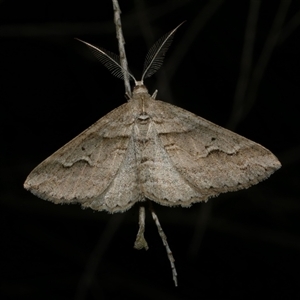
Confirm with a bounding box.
[24,24,281,286]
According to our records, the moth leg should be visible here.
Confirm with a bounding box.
[149,202,178,287]
[134,204,149,250]
[151,89,158,99]
[125,92,131,100]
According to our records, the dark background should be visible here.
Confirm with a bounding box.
[1,0,300,299]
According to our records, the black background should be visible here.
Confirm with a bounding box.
[1,0,300,299]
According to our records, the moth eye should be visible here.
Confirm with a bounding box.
[81,146,86,151]
[211,137,216,141]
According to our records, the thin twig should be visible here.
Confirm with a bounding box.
[278,8,300,43]
[227,0,260,130]
[75,214,125,300]
[112,0,131,96]
[187,201,212,258]
[229,0,291,129]
[149,203,178,287]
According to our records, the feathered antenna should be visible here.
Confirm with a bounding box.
[141,22,185,82]
[75,38,137,84]
[75,22,184,86]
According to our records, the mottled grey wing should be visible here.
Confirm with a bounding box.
[24,102,142,213]
[148,99,281,206]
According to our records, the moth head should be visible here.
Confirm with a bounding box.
[132,83,149,95]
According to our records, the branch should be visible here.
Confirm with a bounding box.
[112,0,131,96]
